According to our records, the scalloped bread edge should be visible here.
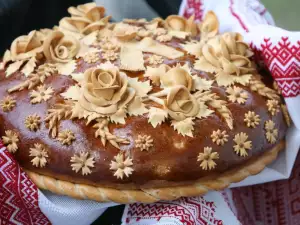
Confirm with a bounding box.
[25,140,284,203]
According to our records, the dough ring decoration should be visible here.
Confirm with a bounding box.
[0,3,289,203]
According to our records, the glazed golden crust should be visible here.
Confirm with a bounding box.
[0,66,287,189]
[25,140,284,203]
[0,3,288,195]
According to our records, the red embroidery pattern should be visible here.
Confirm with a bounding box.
[229,0,249,32]
[126,196,223,225]
[0,142,50,225]
[232,152,300,225]
[259,37,300,97]
[183,0,204,22]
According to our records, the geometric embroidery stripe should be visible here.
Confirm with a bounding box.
[0,141,51,225]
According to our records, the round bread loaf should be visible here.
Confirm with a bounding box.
[0,3,289,202]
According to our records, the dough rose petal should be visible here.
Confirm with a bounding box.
[10,30,43,60]
[161,67,193,91]
[199,11,219,39]
[64,17,90,32]
[165,15,197,36]
[82,17,110,34]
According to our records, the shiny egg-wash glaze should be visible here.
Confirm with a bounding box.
[0,54,287,189]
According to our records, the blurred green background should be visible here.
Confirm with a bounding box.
[261,0,299,30]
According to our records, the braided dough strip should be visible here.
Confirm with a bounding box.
[26,141,284,203]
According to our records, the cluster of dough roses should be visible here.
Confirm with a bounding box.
[8,3,110,63]
[150,65,204,122]
[78,64,202,124]
[9,30,80,63]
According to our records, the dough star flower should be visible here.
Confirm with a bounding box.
[211,130,229,146]
[100,41,120,52]
[58,129,76,145]
[135,135,153,151]
[29,143,49,168]
[102,50,119,61]
[0,96,16,112]
[147,55,164,66]
[266,100,280,116]
[110,153,134,179]
[37,63,57,77]
[156,34,172,42]
[265,120,278,144]
[70,152,95,176]
[233,132,252,157]
[2,130,19,153]
[83,52,100,64]
[30,85,54,104]
[244,111,260,128]
[25,114,41,131]
[226,86,248,104]
[197,147,219,170]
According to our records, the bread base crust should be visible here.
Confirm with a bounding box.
[25,140,284,203]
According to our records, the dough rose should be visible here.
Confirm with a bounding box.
[164,85,199,121]
[199,33,254,75]
[79,67,135,115]
[59,3,109,35]
[68,2,105,21]
[160,67,193,91]
[10,30,44,60]
[43,31,80,63]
